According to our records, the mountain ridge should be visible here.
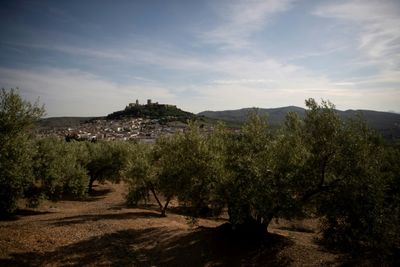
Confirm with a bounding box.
[37,105,400,141]
[198,106,400,141]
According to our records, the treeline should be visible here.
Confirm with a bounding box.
[0,89,129,212]
[1,88,399,261]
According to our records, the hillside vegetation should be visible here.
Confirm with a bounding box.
[107,103,194,121]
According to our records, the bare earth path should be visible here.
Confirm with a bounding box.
[0,182,340,266]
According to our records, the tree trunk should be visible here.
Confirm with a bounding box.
[88,177,95,193]
[149,187,169,217]
[161,197,171,217]
[262,214,274,233]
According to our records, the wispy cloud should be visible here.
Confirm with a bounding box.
[286,45,348,61]
[313,0,400,70]
[1,40,211,72]
[1,39,312,81]
[1,0,399,115]
[334,82,356,86]
[200,0,295,49]
[212,79,275,85]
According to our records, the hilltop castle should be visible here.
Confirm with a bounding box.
[128,99,176,109]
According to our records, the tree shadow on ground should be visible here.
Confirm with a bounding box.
[117,203,167,215]
[167,205,227,221]
[315,238,400,266]
[277,225,315,233]
[1,224,293,267]
[107,203,128,210]
[0,209,53,221]
[59,187,113,202]
[48,210,163,226]
[337,252,400,267]
[87,188,113,198]
[118,203,228,223]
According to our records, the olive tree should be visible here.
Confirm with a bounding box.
[217,112,274,228]
[153,122,221,216]
[32,138,89,202]
[317,119,400,258]
[212,100,369,232]
[85,141,130,192]
[0,88,44,213]
[124,142,162,211]
[125,123,223,217]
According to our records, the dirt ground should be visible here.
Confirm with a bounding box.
[0,182,342,266]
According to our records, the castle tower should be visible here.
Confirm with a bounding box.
[135,99,139,106]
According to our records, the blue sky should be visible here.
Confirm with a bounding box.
[0,0,399,116]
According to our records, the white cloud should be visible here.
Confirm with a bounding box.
[201,0,295,49]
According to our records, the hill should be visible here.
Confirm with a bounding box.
[106,102,194,121]
[37,102,195,129]
[199,106,305,125]
[38,116,101,129]
[199,107,400,141]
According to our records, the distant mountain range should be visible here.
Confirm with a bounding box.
[37,105,400,142]
[198,106,400,141]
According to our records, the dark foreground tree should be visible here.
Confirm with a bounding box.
[85,141,130,192]
[317,123,400,260]
[0,88,44,213]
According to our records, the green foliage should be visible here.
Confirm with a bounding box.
[0,88,44,213]
[154,122,221,216]
[380,143,400,253]
[33,139,89,201]
[107,103,194,120]
[269,112,308,218]
[318,130,400,257]
[124,142,153,206]
[124,122,224,216]
[85,141,131,191]
[294,100,400,258]
[219,112,274,225]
